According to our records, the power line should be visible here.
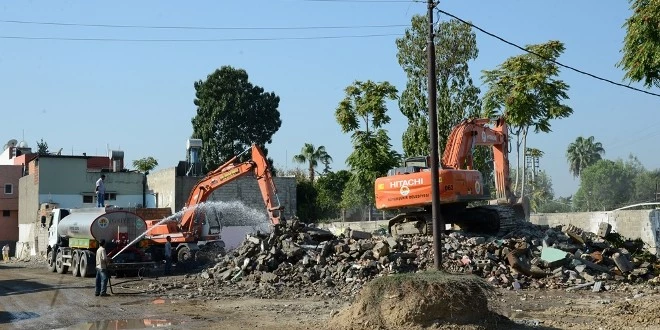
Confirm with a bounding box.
[0,33,401,42]
[299,0,419,2]
[437,9,660,98]
[0,19,408,31]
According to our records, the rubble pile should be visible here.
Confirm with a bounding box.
[166,220,660,300]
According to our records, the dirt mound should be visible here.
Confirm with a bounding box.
[327,271,506,330]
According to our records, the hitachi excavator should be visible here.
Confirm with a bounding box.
[145,144,285,262]
[374,117,529,237]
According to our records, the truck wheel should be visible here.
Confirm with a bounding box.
[47,250,57,273]
[177,246,192,264]
[71,251,81,277]
[55,250,68,274]
[79,251,95,278]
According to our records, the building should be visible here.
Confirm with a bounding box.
[17,149,148,257]
[0,139,35,258]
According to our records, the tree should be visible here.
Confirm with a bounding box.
[618,0,660,88]
[292,143,333,182]
[566,136,605,178]
[574,159,636,211]
[191,66,281,172]
[482,40,573,196]
[36,138,49,155]
[539,195,573,213]
[632,168,660,203]
[316,170,352,219]
[296,180,319,223]
[396,16,482,158]
[133,156,159,173]
[335,80,401,212]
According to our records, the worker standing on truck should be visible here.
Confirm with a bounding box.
[164,236,172,275]
[95,174,106,207]
[95,239,110,296]
[2,244,9,262]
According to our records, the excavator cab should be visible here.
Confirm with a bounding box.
[387,156,431,176]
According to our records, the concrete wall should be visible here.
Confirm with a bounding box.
[38,157,145,199]
[147,167,297,219]
[147,167,176,210]
[530,210,660,255]
[18,175,39,225]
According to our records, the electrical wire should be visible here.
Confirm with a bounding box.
[299,0,419,3]
[0,33,401,42]
[0,19,409,31]
[436,9,660,98]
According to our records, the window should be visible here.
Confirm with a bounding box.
[83,195,93,203]
[105,193,116,201]
[4,184,12,194]
[2,210,9,217]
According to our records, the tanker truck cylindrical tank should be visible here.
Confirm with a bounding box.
[57,210,147,242]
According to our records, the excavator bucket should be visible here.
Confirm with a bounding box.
[513,196,531,221]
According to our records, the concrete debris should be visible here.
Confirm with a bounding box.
[162,219,659,300]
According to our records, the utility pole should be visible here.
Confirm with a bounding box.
[427,0,443,271]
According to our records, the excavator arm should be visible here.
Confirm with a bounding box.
[441,117,515,203]
[179,144,285,235]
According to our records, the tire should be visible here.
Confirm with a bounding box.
[71,251,81,277]
[47,250,57,273]
[177,246,192,264]
[79,251,96,278]
[55,250,68,274]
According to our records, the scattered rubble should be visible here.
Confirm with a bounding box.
[160,219,660,300]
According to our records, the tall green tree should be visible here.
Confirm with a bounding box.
[335,80,401,212]
[132,156,159,173]
[618,0,660,88]
[292,143,332,182]
[566,136,605,178]
[191,66,281,172]
[396,16,482,158]
[482,40,573,196]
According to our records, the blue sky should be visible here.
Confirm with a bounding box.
[1,1,658,198]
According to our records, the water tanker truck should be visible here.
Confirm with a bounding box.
[46,207,155,277]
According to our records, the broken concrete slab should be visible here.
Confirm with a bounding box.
[541,247,568,268]
[612,252,634,273]
[597,222,612,238]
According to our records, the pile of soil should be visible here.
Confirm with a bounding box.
[327,271,513,330]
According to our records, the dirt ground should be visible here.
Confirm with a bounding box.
[2,260,660,330]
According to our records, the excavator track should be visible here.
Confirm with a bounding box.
[388,203,526,238]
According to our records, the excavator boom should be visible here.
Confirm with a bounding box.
[147,144,284,244]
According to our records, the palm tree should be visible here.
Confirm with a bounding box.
[292,143,332,182]
[566,136,605,178]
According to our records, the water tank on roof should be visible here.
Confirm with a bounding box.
[186,138,202,150]
[111,150,124,172]
[186,139,203,176]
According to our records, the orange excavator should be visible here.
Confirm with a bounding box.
[374,117,529,237]
[145,143,285,262]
